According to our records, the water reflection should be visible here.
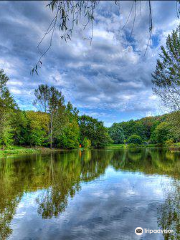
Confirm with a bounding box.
[0,148,180,239]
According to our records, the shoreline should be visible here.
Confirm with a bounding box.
[1,143,180,158]
[0,147,75,158]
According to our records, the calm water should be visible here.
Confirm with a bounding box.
[0,148,180,240]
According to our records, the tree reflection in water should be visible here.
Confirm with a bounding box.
[0,148,180,239]
[157,179,180,240]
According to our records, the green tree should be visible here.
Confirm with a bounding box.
[79,115,111,148]
[0,70,17,148]
[150,122,171,144]
[56,102,80,149]
[119,120,147,141]
[109,123,125,144]
[12,111,29,146]
[127,134,142,145]
[26,111,49,146]
[152,24,180,110]
[33,84,50,113]
[34,85,65,148]
[167,111,180,142]
[82,138,91,149]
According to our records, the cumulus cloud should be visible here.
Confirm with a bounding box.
[0,1,178,125]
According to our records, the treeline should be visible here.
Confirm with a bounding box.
[108,112,180,145]
[0,69,111,149]
[1,68,179,149]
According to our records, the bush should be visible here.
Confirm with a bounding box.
[128,143,138,148]
[165,139,174,147]
[82,138,91,148]
[127,135,142,145]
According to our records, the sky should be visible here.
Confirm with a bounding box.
[0,1,179,126]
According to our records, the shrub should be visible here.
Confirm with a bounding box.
[165,139,174,147]
[127,135,142,145]
[82,138,91,148]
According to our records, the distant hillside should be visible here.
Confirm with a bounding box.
[108,111,180,144]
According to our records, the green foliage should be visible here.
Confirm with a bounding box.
[34,84,65,148]
[79,115,111,148]
[26,111,50,146]
[1,69,180,150]
[0,111,14,148]
[119,120,147,141]
[152,24,180,110]
[108,123,125,144]
[150,122,171,144]
[0,70,17,148]
[82,138,91,149]
[165,139,174,147]
[54,102,80,149]
[127,135,142,145]
[57,119,79,149]
[167,111,180,142]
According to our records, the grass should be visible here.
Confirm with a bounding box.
[0,146,41,157]
[0,145,74,158]
[106,143,161,150]
[106,144,126,149]
[173,142,180,147]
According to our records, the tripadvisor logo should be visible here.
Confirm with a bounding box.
[135,227,143,235]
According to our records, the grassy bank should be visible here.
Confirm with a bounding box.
[0,146,66,157]
[106,143,180,150]
[105,144,156,150]
[1,142,180,157]
[106,144,125,149]
[0,146,41,157]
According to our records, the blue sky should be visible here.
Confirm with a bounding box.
[0,1,179,126]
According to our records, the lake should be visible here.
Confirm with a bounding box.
[0,148,180,240]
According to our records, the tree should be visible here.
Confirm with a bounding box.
[167,111,180,142]
[33,84,50,113]
[34,85,65,148]
[82,137,91,149]
[127,134,142,145]
[150,122,171,144]
[48,87,65,148]
[152,24,180,110]
[109,123,125,144]
[79,115,111,148]
[11,111,29,146]
[0,70,17,148]
[119,120,147,141]
[26,111,49,146]
[55,102,80,149]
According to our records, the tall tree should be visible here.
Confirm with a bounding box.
[33,84,50,113]
[54,102,79,149]
[0,70,17,148]
[152,24,180,110]
[34,85,65,148]
[109,123,125,144]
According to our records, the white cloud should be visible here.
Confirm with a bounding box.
[0,1,178,124]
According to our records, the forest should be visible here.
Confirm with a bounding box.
[0,69,111,150]
[108,113,180,146]
[0,68,179,150]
